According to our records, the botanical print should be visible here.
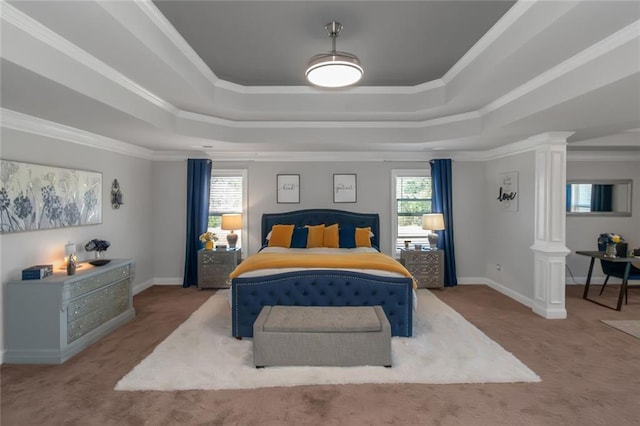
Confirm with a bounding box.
[0,160,102,233]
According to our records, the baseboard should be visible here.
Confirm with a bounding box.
[456,277,487,285]
[133,279,154,296]
[482,278,536,310]
[0,349,5,365]
[153,277,182,286]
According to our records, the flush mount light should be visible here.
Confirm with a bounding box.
[306,21,363,88]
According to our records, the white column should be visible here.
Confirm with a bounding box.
[529,132,573,319]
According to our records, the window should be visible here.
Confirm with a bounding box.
[208,169,247,249]
[391,170,432,253]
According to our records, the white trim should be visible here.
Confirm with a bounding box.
[154,278,183,286]
[482,20,640,115]
[390,169,431,256]
[482,278,536,310]
[134,0,220,88]
[567,151,640,162]
[211,169,249,252]
[133,279,154,296]
[443,0,537,83]
[2,2,175,114]
[1,109,155,160]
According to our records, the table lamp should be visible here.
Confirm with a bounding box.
[221,214,242,249]
[422,213,445,250]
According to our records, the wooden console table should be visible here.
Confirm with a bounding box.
[576,250,639,311]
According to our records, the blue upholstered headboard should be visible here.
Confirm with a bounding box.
[261,209,380,248]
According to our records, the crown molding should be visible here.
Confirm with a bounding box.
[1,109,155,160]
[483,19,640,115]
[1,2,176,115]
[451,132,574,161]
[566,151,640,162]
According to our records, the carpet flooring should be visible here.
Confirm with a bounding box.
[115,290,539,390]
[601,320,640,339]
[2,284,639,426]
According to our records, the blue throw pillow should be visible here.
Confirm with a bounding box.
[290,227,309,248]
[338,225,356,248]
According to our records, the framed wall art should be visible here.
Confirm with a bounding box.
[497,171,518,212]
[0,159,102,233]
[333,174,357,203]
[277,174,300,204]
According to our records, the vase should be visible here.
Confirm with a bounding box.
[95,251,105,259]
[205,240,214,251]
[605,243,617,257]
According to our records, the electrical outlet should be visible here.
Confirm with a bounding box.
[496,264,502,271]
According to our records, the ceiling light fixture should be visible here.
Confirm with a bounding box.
[306,21,363,88]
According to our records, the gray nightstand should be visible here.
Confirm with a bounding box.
[198,248,241,289]
[400,248,444,289]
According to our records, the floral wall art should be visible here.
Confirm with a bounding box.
[0,160,102,233]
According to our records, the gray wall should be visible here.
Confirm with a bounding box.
[565,160,640,283]
[4,128,636,358]
[483,152,537,299]
[0,128,154,354]
[150,160,433,283]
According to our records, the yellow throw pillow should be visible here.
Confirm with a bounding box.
[306,224,325,248]
[355,227,372,248]
[267,224,295,248]
[323,224,339,248]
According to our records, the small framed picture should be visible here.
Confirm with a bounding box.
[333,174,357,203]
[277,174,300,204]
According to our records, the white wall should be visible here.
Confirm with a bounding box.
[565,159,640,284]
[0,128,154,357]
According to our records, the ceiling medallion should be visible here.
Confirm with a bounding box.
[306,21,363,88]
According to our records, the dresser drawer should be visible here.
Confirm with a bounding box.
[63,264,131,301]
[67,279,130,323]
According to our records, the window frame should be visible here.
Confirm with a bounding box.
[390,169,432,255]
[208,169,248,251]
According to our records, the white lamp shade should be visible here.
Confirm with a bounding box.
[221,214,242,231]
[422,213,445,231]
[306,53,363,88]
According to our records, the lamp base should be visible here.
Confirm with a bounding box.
[227,232,238,249]
[427,233,439,250]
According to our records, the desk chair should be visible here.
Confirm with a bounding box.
[597,239,640,303]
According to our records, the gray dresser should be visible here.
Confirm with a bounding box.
[5,258,136,364]
[198,248,241,289]
[400,249,444,289]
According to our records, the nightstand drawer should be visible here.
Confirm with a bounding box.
[400,249,444,289]
[198,249,241,289]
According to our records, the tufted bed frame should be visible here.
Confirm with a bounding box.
[231,209,414,338]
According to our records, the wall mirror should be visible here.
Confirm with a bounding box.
[566,179,632,216]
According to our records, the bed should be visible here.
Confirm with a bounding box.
[230,209,414,338]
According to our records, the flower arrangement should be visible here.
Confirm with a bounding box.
[85,239,111,252]
[199,232,218,243]
[598,233,623,246]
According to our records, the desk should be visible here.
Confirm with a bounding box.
[576,250,639,311]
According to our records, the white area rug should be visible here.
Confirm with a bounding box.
[115,290,540,391]
[601,320,640,339]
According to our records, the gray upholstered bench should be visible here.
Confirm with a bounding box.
[253,305,391,367]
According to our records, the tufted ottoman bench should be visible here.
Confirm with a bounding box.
[253,305,391,367]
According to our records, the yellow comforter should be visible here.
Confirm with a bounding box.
[229,252,416,288]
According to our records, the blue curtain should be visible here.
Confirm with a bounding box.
[590,184,613,212]
[430,159,458,287]
[183,159,212,288]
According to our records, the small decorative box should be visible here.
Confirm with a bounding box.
[22,264,54,280]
